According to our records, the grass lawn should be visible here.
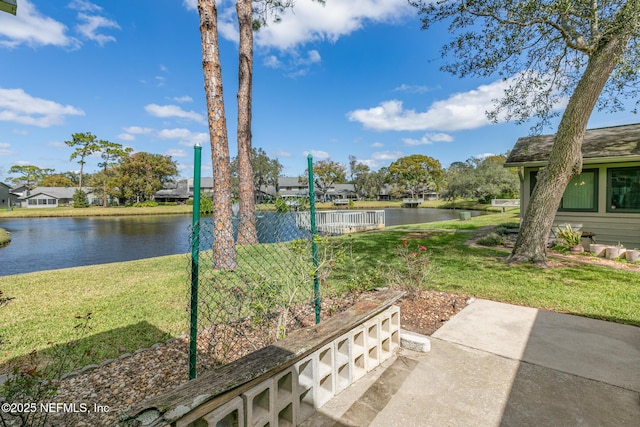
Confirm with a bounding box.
[0,205,193,218]
[0,227,9,246]
[1,210,638,371]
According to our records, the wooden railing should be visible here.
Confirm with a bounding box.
[296,210,385,234]
[491,199,520,212]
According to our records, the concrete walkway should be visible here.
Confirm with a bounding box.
[302,299,640,427]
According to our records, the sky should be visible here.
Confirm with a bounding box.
[0,0,638,181]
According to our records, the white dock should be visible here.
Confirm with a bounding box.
[295,210,385,234]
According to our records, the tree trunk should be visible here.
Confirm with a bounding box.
[236,0,258,245]
[198,0,237,270]
[508,33,630,266]
[78,161,84,190]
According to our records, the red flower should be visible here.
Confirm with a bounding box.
[419,246,426,251]
[403,240,408,245]
[411,253,417,257]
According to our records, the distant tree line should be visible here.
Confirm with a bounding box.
[7,132,177,206]
[5,134,518,207]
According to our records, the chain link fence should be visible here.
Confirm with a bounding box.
[188,203,354,372]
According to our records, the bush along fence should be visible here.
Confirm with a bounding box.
[188,153,348,378]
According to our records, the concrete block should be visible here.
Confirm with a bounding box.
[365,318,381,372]
[274,371,295,427]
[400,329,431,353]
[295,355,316,424]
[242,378,274,427]
[316,343,335,408]
[202,396,244,427]
[350,326,367,381]
[334,334,352,394]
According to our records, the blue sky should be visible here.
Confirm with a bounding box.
[0,0,637,181]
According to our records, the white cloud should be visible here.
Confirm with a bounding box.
[347,78,517,132]
[0,88,84,127]
[371,142,384,148]
[474,152,496,160]
[166,148,187,158]
[264,55,283,69]
[361,150,403,168]
[145,104,206,124]
[123,126,153,134]
[403,132,454,146]
[253,0,411,50]
[305,50,321,63]
[303,150,330,160]
[266,49,323,76]
[371,151,403,161]
[276,150,292,158]
[157,128,209,146]
[117,133,135,141]
[68,1,119,46]
[182,0,197,11]
[118,126,153,141]
[75,13,119,46]
[69,0,102,13]
[0,0,75,48]
[0,142,13,156]
[172,96,193,103]
[393,84,434,94]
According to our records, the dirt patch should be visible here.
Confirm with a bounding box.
[396,289,471,336]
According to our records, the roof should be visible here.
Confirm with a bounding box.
[505,123,640,167]
[19,187,93,200]
[278,176,306,187]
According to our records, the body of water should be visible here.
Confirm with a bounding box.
[0,208,480,276]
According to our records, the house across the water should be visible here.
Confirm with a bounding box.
[505,123,640,248]
[17,187,97,208]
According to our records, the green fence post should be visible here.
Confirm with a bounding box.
[189,143,202,380]
[308,154,321,324]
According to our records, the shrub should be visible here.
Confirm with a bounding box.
[132,201,158,207]
[199,192,213,214]
[72,189,89,208]
[275,197,290,213]
[477,232,506,246]
[384,240,434,291]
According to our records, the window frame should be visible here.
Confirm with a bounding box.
[530,168,599,213]
[606,166,640,213]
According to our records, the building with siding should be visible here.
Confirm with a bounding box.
[18,187,97,208]
[0,182,17,208]
[505,123,640,248]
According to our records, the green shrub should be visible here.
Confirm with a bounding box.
[132,201,158,207]
[493,225,508,235]
[199,192,213,214]
[72,190,89,208]
[477,232,505,246]
[275,197,290,213]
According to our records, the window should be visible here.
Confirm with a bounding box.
[608,166,640,213]
[530,169,598,212]
[28,199,37,205]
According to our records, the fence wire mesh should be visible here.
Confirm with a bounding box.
[188,205,351,371]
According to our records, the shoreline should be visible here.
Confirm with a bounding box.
[0,200,503,219]
[0,227,10,247]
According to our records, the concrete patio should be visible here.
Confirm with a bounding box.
[302,299,640,426]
